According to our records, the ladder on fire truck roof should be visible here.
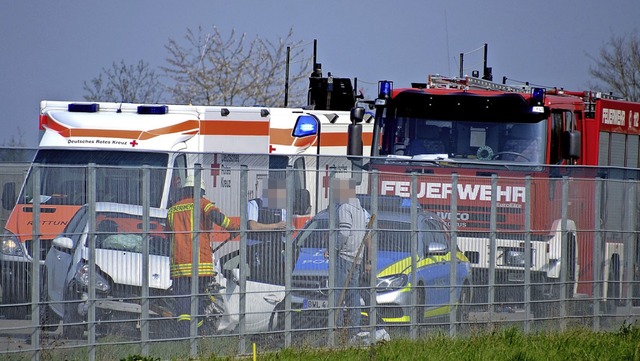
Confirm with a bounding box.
[426,74,533,93]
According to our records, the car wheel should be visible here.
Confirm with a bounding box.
[39,304,61,332]
[63,311,85,339]
[62,290,85,339]
[268,301,285,332]
[39,281,61,332]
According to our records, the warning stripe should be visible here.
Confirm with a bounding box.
[200,120,270,136]
[42,115,270,140]
[270,128,374,147]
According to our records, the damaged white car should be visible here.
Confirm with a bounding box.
[42,202,285,339]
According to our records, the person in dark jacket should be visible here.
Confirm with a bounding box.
[247,177,288,283]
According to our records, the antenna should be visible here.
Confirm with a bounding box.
[482,43,492,81]
[284,46,290,107]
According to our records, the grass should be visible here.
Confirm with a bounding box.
[200,323,640,361]
[3,323,639,360]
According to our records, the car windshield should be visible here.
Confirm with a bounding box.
[94,211,169,256]
[21,149,168,207]
[59,209,169,257]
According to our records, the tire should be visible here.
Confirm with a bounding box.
[62,290,85,339]
[63,313,85,339]
[40,306,60,332]
[39,282,60,332]
[268,301,285,332]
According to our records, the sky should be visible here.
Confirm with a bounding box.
[1,1,639,147]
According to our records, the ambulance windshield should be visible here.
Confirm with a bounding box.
[21,149,168,207]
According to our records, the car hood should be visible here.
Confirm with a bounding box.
[293,247,410,277]
[82,248,172,290]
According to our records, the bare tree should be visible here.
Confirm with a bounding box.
[0,128,34,162]
[589,32,640,101]
[83,60,164,103]
[162,26,311,107]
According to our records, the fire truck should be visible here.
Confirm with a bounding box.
[347,74,640,315]
[0,75,373,316]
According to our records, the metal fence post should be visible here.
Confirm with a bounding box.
[524,176,532,332]
[623,179,636,323]
[560,176,569,331]
[190,164,202,357]
[593,178,603,331]
[140,165,150,355]
[327,167,336,347]
[87,163,97,361]
[29,164,41,361]
[368,170,379,341]
[238,165,249,354]
[284,165,294,347]
[488,174,498,319]
[410,173,418,339]
[449,173,458,336]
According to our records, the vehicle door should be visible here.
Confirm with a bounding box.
[216,250,285,333]
[45,206,88,315]
[419,217,451,308]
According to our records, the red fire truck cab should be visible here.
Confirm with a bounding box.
[348,75,640,315]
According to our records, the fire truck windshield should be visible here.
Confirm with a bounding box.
[380,117,547,163]
[21,149,168,207]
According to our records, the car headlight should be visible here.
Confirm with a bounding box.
[376,274,408,293]
[1,233,24,256]
[74,264,110,293]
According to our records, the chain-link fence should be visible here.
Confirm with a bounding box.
[0,153,639,360]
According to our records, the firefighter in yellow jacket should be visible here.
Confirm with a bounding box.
[167,175,239,337]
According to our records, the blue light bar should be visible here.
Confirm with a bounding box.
[137,105,168,115]
[292,115,318,137]
[68,103,99,113]
[378,80,393,99]
[531,88,545,106]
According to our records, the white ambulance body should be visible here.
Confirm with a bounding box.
[36,100,371,216]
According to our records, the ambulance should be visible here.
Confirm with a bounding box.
[0,77,373,314]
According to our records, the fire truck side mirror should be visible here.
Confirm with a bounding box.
[350,107,365,124]
[2,181,16,210]
[347,123,363,156]
[563,130,581,160]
